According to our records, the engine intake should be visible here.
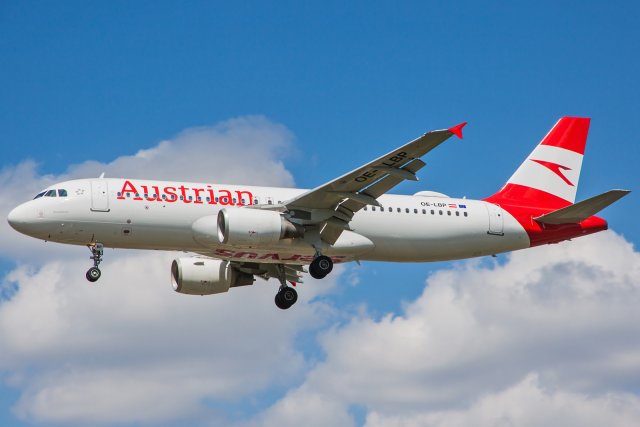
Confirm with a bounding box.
[216,208,303,246]
[171,258,254,295]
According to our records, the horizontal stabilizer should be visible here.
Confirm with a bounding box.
[534,189,631,224]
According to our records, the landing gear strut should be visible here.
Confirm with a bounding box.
[309,255,333,279]
[275,285,298,310]
[86,243,104,282]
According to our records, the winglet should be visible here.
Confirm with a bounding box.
[448,122,467,139]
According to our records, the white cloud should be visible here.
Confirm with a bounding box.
[1,250,342,425]
[364,374,640,427]
[252,231,640,427]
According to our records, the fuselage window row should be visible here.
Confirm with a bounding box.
[363,206,469,217]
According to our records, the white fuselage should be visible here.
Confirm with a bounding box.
[9,178,531,265]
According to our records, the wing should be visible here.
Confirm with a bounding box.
[234,261,305,285]
[193,249,306,285]
[284,122,467,244]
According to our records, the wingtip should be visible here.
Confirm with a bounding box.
[448,122,467,139]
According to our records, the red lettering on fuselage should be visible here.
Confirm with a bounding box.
[235,190,253,206]
[213,249,347,264]
[117,180,254,207]
[117,180,142,200]
[178,185,191,203]
[140,185,161,201]
[218,189,233,205]
[193,188,204,204]
[164,186,178,203]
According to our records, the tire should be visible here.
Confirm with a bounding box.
[281,287,298,306]
[310,255,333,279]
[275,293,288,309]
[86,267,101,282]
[275,287,298,310]
[309,262,326,279]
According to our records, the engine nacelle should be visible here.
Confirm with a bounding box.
[216,208,303,246]
[171,258,254,296]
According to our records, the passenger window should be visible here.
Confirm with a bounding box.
[372,206,376,211]
[439,210,443,215]
[364,206,368,211]
[464,212,468,217]
[422,209,426,214]
[34,191,46,199]
[397,208,401,213]
[447,211,451,216]
[431,210,434,215]
[388,207,392,212]
[58,189,68,197]
[414,209,418,214]
[456,211,460,216]
[45,190,57,197]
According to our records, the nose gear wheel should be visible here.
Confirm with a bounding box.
[86,242,104,282]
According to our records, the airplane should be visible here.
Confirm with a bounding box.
[7,117,630,310]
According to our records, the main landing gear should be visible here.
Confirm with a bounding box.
[275,284,298,310]
[86,243,104,282]
[309,255,333,279]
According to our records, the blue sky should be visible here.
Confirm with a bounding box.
[1,2,639,426]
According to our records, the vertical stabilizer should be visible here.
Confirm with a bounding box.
[486,117,590,209]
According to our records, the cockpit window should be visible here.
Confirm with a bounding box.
[45,190,57,197]
[33,191,46,199]
[58,189,68,197]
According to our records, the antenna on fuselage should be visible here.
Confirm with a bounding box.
[98,172,105,179]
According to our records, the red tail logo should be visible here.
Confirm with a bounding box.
[530,159,574,186]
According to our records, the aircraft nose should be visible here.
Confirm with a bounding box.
[7,204,31,233]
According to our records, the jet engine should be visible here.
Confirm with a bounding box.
[216,208,303,246]
[171,258,254,295]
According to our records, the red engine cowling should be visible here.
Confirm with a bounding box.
[171,258,253,296]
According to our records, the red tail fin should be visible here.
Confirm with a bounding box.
[485,117,590,210]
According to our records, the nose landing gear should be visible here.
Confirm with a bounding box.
[86,243,104,282]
